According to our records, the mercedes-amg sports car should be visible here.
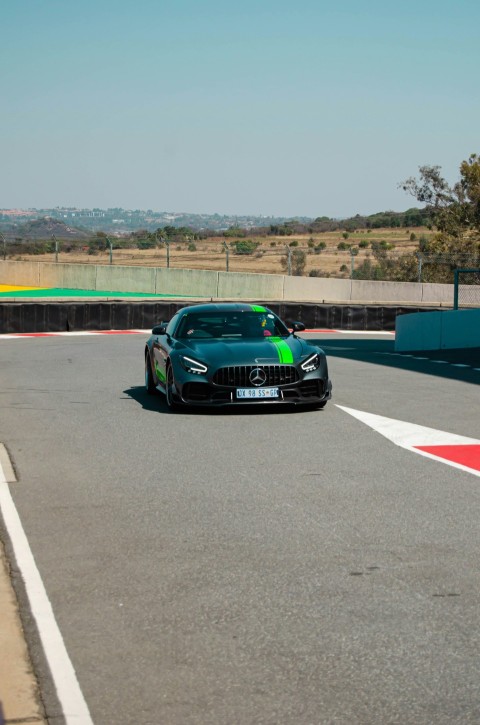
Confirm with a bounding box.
[144,303,332,408]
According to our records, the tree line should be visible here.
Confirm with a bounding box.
[4,153,479,283]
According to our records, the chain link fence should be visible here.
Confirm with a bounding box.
[5,236,480,288]
[454,269,480,309]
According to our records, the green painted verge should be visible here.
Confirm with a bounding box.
[0,287,196,299]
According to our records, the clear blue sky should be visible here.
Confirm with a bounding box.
[2,0,479,218]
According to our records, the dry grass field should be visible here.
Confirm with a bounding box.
[14,227,433,278]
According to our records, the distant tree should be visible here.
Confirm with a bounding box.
[400,154,480,279]
[137,238,156,249]
[280,250,306,275]
[291,250,306,275]
[232,240,259,255]
[224,227,246,238]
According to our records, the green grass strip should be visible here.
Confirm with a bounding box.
[0,287,197,298]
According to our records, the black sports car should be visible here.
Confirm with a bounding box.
[144,303,332,408]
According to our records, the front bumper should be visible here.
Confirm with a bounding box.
[173,372,332,407]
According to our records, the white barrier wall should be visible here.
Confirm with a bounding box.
[96,265,156,294]
[352,280,423,304]
[421,282,456,305]
[217,271,284,299]
[283,276,352,302]
[38,263,98,290]
[395,308,480,351]
[0,261,41,286]
[0,259,457,306]
[155,268,219,297]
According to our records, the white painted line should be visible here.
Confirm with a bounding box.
[0,460,93,724]
[0,331,151,339]
[336,405,480,478]
[1,328,390,340]
[52,332,103,337]
[325,330,394,335]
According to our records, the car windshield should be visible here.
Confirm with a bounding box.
[175,311,290,340]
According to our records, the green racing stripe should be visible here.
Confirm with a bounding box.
[154,360,166,382]
[250,304,266,312]
[267,337,294,364]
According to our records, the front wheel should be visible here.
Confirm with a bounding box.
[145,353,157,394]
[165,365,178,409]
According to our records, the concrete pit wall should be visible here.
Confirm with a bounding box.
[395,308,480,351]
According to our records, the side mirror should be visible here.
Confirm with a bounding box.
[152,324,167,335]
[291,321,306,333]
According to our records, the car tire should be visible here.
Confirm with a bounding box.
[145,353,157,394]
[165,364,178,409]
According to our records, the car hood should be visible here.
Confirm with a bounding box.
[175,336,318,365]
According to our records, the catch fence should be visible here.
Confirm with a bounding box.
[7,240,480,290]
[453,269,480,309]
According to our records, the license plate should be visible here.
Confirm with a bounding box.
[236,387,280,399]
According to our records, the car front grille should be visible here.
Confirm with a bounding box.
[213,365,299,387]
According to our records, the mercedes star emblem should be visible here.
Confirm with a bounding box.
[249,367,267,386]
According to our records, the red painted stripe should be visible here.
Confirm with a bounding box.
[415,445,480,472]
[96,330,140,335]
[19,333,58,337]
[2,328,393,338]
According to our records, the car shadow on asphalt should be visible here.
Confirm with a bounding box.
[310,338,480,385]
[122,386,325,415]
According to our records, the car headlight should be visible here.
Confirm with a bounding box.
[179,355,208,375]
[301,352,320,372]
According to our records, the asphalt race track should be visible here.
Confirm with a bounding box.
[1,332,480,724]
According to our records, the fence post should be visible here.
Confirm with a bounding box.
[285,245,292,275]
[350,248,358,279]
[416,252,423,283]
[52,234,59,263]
[0,233,5,260]
[223,241,230,272]
[453,269,459,310]
[165,239,170,268]
[106,236,113,265]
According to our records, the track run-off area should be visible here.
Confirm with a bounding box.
[0,329,480,724]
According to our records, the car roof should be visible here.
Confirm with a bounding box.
[178,303,271,315]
